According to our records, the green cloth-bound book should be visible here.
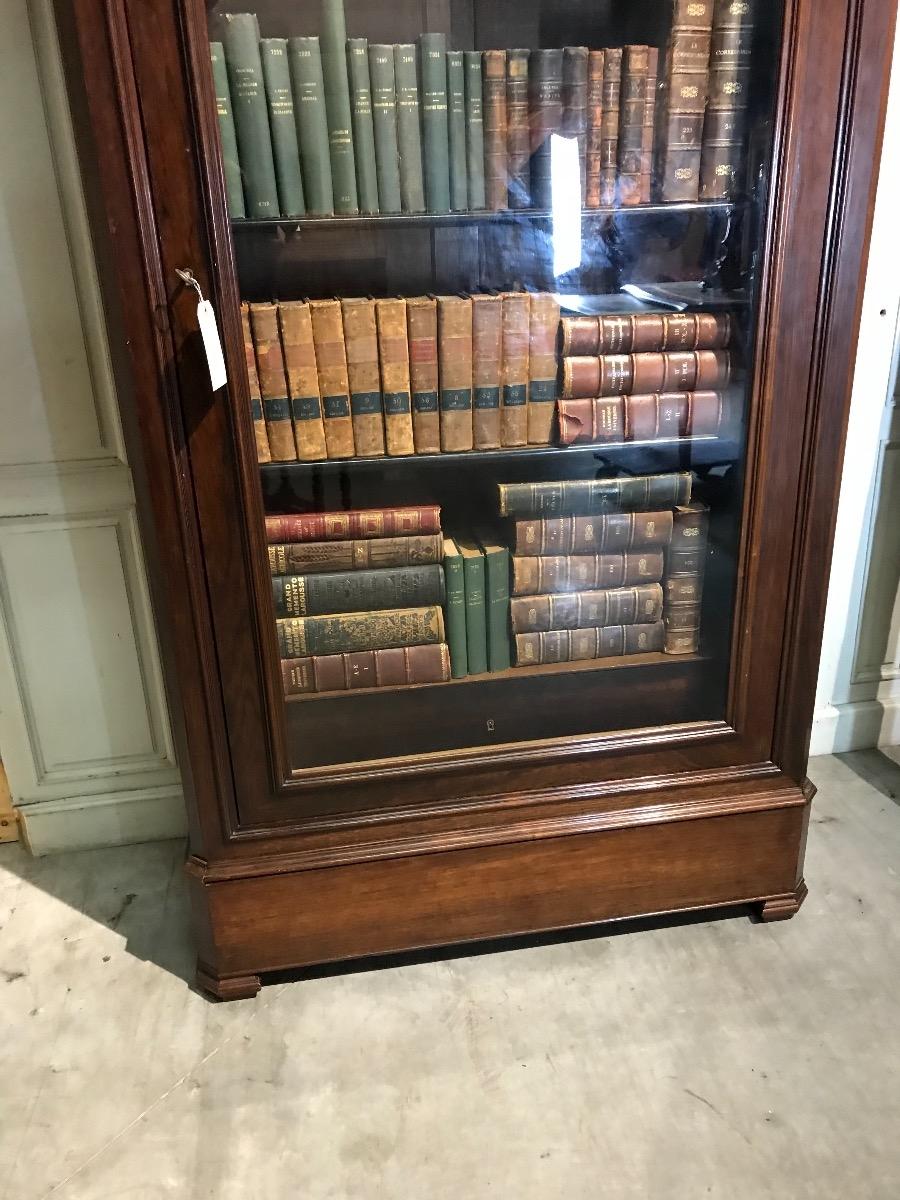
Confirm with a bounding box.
[368,45,402,213]
[447,51,468,211]
[209,42,246,218]
[419,33,451,213]
[260,39,306,216]
[221,14,280,218]
[320,0,358,213]
[346,38,380,214]
[288,37,334,215]
[394,45,426,213]
[443,538,468,678]
[477,532,511,671]
[464,51,486,211]
[456,538,488,675]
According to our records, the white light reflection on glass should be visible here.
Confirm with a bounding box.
[550,133,583,279]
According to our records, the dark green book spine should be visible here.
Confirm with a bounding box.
[346,38,380,213]
[481,543,511,671]
[443,540,468,677]
[369,45,402,213]
[320,0,358,213]
[447,51,468,211]
[209,42,246,218]
[260,39,305,216]
[221,15,280,218]
[394,45,426,212]
[288,37,334,215]
[460,543,488,675]
[277,608,444,656]
[464,51,486,210]
[273,564,445,618]
[419,33,451,213]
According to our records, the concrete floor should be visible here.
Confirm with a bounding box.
[1,754,899,1200]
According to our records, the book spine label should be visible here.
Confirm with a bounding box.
[282,643,451,694]
[483,51,508,211]
[277,606,444,657]
[562,47,589,203]
[309,300,355,458]
[277,301,327,461]
[513,511,674,555]
[510,582,664,633]
[249,302,297,460]
[618,46,650,206]
[260,39,306,216]
[393,46,426,212]
[472,295,503,449]
[506,49,531,209]
[269,533,442,575]
[368,46,402,213]
[514,622,664,664]
[420,34,451,213]
[288,37,334,215]
[272,563,445,617]
[443,542,468,677]
[221,15,280,218]
[210,42,246,218]
[265,506,441,543]
[462,550,488,674]
[447,51,469,212]
[341,299,385,457]
[406,298,441,453]
[483,547,512,671]
[320,0,358,213]
[600,48,622,205]
[241,302,271,462]
[438,296,474,452]
[511,551,665,595]
[529,49,565,210]
[464,52,486,209]
[585,50,605,209]
[346,39,380,213]
[561,350,731,398]
[527,294,561,445]
[375,299,415,456]
[500,293,530,446]
[497,472,693,517]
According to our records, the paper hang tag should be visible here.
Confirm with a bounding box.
[196,299,227,392]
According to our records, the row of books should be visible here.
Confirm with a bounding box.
[212,0,758,221]
[243,293,559,463]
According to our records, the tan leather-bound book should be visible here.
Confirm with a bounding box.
[483,50,508,211]
[514,621,664,665]
[308,300,355,458]
[240,302,271,463]
[437,295,474,452]
[277,301,327,462]
[472,294,503,449]
[561,350,730,398]
[500,292,530,446]
[512,511,674,555]
[406,297,441,453]
[341,298,386,457]
[527,293,561,445]
[510,582,664,633]
[512,550,665,595]
[249,302,297,461]
[282,643,452,695]
[375,298,416,455]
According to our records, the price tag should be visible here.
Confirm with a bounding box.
[196,298,227,392]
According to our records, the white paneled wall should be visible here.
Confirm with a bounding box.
[0,0,185,852]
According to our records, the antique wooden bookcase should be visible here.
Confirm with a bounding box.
[56,0,894,997]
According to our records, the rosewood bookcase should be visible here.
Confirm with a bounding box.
[55,0,895,997]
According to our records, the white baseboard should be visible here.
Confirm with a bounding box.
[810,697,900,757]
[17,784,187,855]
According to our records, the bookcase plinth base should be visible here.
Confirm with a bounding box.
[756,880,809,922]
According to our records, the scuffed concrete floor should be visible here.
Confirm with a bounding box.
[1,753,899,1200]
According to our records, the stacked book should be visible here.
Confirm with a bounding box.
[556,312,732,446]
[496,473,709,665]
[243,292,560,463]
[442,536,511,679]
[270,506,453,695]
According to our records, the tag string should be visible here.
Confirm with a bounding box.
[175,268,205,305]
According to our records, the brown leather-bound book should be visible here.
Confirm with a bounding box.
[585,50,605,208]
[664,501,710,654]
[406,297,441,453]
[472,294,503,449]
[512,510,674,555]
[561,312,731,355]
[240,302,271,463]
[558,391,724,444]
[529,50,565,209]
[640,48,659,203]
[375,298,415,456]
[278,301,327,462]
[500,292,530,446]
[249,302,297,461]
[282,643,452,695]
[506,49,531,209]
[268,532,444,575]
[600,48,622,206]
[510,582,664,633]
[562,47,589,203]
[527,293,561,445]
[308,300,355,459]
[511,550,665,595]
[276,606,445,657]
[514,621,664,665]
[265,506,442,543]
[437,295,473,452]
[483,50,508,211]
[341,299,385,458]
[498,472,692,517]
[561,351,730,398]
[701,0,758,199]
[656,0,714,201]
[618,46,650,206]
